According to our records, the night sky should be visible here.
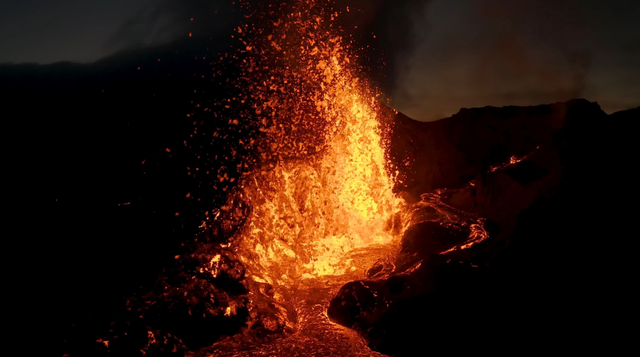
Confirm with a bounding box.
[1,0,638,120]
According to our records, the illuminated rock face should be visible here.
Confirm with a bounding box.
[386,99,593,201]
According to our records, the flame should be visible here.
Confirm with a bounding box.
[221,0,405,286]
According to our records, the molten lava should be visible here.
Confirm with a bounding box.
[236,93,403,285]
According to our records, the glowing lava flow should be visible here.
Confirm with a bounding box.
[217,0,406,287]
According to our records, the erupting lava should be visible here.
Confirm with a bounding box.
[85,2,502,356]
[214,0,405,287]
[185,4,488,354]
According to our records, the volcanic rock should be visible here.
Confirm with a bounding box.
[142,278,248,350]
[330,101,639,355]
[71,240,252,357]
[387,99,597,201]
[328,256,484,354]
[401,221,470,258]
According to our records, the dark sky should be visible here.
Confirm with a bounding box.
[0,0,150,63]
[392,0,640,119]
[1,0,638,119]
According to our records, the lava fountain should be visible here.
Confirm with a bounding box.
[214,0,407,288]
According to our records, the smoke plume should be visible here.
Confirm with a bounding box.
[106,0,638,119]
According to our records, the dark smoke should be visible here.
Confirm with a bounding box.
[105,0,431,93]
[393,0,597,120]
[105,0,638,120]
[332,0,432,94]
[104,0,237,51]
